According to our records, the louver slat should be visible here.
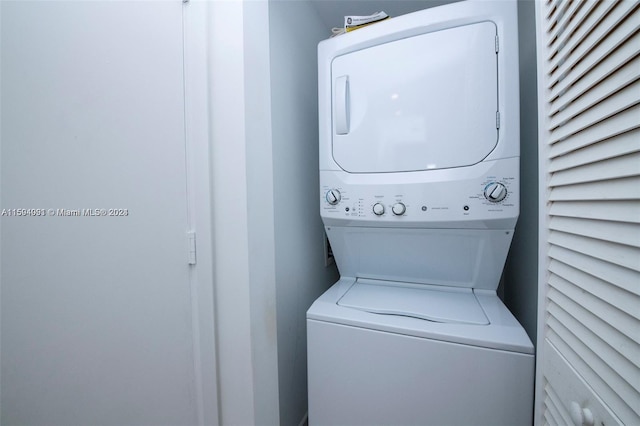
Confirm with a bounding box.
[548,79,640,144]
[549,175,640,201]
[549,216,640,247]
[546,0,560,21]
[549,199,640,222]
[547,0,598,59]
[549,104,639,155]
[543,401,560,426]
[548,1,636,89]
[549,128,640,172]
[549,37,640,116]
[547,0,582,48]
[544,341,625,425]
[546,0,563,29]
[545,384,573,425]
[549,152,640,186]
[547,295,639,391]
[549,247,640,296]
[548,287,639,370]
[547,316,639,422]
[549,229,640,270]
[549,56,640,129]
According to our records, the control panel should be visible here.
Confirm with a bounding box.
[320,158,519,227]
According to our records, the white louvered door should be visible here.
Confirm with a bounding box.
[535,1,640,426]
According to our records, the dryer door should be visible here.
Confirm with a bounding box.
[331,22,498,173]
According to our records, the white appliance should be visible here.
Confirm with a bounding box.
[307,2,535,425]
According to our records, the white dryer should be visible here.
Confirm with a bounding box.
[307,1,534,425]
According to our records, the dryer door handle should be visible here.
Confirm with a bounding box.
[335,75,350,135]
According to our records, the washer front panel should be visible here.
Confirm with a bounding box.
[308,318,534,426]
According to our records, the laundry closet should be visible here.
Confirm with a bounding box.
[0,1,540,425]
[250,1,539,424]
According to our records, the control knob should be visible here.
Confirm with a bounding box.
[484,182,508,203]
[392,202,406,216]
[326,189,341,205]
[372,203,385,216]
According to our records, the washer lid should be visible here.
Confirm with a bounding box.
[331,21,498,173]
[337,279,489,325]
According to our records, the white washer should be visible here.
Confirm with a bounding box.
[308,1,534,425]
[308,278,534,425]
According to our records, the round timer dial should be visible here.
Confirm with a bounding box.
[484,182,508,203]
[373,203,385,216]
[326,189,341,205]
[392,203,406,216]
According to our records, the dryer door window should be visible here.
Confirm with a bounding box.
[331,22,498,173]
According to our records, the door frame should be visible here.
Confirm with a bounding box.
[182,3,220,425]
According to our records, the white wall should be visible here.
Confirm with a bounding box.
[208,1,339,424]
[268,1,340,425]
[208,2,257,424]
[208,1,281,424]
[244,1,281,424]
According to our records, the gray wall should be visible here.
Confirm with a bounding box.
[269,2,340,425]
[502,0,539,344]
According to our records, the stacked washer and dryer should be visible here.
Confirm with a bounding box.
[307,1,534,425]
